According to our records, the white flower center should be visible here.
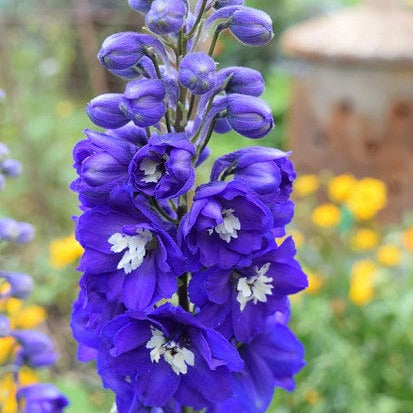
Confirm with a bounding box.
[140,158,162,184]
[208,208,241,243]
[236,263,273,311]
[146,327,195,375]
[108,229,153,274]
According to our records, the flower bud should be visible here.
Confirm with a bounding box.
[128,0,151,13]
[86,94,129,129]
[17,384,69,412]
[179,52,216,95]
[226,94,274,139]
[15,222,35,243]
[1,158,22,177]
[98,32,167,72]
[0,271,34,299]
[213,117,232,133]
[108,56,157,80]
[120,79,166,128]
[229,7,273,46]
[146,0,187,35]
[219,66,264,96]
[206,6,273,47]
[214,0,244,9]
[13,330,58,368]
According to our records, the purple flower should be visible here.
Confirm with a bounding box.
[218,66,264,96]
[229,7,273,46]
[0,271,33,299]
[146,0,188,35]
[0,218,34,244]
[206,6,273,46]
[211,147,294,200]
[71,273,125,362]
[179,180,274,270]
[86,93,129,129]
[129,133,195,200]
[98,32,167,72]
[13,330,58,368]
[210,147,297,235]
[190,237,307,341]
[98,303,243,409]
[109,55,157,80]
[17,384,69,413]
[225,94,274,139]
[120,79,166,128]
[214,0,244,9]
[1,158,22,177]
[208,316,305,413]
[179,53,216,95]
[70,127,145,208]
[129,0,152,13]
[75,192,185,310]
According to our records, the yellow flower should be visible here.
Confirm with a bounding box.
[377,245,402,267]
[306,271,323,294]
[328,174,356,203]
[312,203,341,228]
[12,305,47,329]
[349,260,377,305]
[49,234,83,269]
[0,336,16,364]
[351,228,379,251]
[1,297,46,329]
[403,227,413,252]
[294,174,319,197]
[346,178,387,221]
[55,100,74,119]
[19,366,38,386]
[0,373,18,413]
[0,369,38,413]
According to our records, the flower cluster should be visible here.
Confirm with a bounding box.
[71,2,307,412]
[0,142,68,412]
[289,172,410,307]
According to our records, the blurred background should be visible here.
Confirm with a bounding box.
[0,0,412,411]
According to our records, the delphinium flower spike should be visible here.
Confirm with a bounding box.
[71,2,307,412]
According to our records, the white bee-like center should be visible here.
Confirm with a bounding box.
[208,208,241,243]
[146,327,195,375]
[236,263,274,311]
[140,158,162,184]
[108,229,153,274]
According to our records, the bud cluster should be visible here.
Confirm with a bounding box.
[0,135,68,411]
[72,2,307,412]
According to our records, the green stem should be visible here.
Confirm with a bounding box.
[187,94,196,121]
[145,49,172,133]
[150,200,178,225]
[186,0,208,39]
[196,115,218,160]
[208,28,222,56]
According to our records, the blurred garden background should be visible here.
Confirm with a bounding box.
[1,0,413,412]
